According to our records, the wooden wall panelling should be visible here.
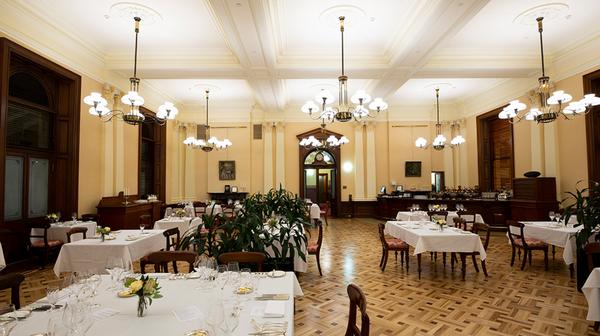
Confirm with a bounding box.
[584,69,600,184]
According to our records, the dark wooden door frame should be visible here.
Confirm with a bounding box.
[297,128,342,217]
[477,106,515,191]
[584,69,600,184]
[137,107,167,201]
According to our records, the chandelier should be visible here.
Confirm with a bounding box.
[83,17,178,125]
[499,17,599,123]
[299,124,349,149]
[300,16,388,124]
[183,90,232,152]
[415,88,465,150]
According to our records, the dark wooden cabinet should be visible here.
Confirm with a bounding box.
[96,195,162,230]
[510,177,558,221]
[208,192,248,203]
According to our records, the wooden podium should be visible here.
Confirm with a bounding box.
[96,193,162,230]
[510,177,558,221]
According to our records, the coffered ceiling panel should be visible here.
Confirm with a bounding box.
[144,79,254,106]
[18,0,231,55]
[393,78,508,104]
[439,0,600,56]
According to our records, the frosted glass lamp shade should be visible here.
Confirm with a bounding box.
[157,102,178,120]
[301,101,319,114]
[350,90,372,104]
[547,90,573,105]
[121,91,145,106]
[450,135,465,146]
[369,98,388,111]
[415,137,428,148]
[315,89,335,105]
[83,92,107,107]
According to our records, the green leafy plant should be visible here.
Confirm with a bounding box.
[562,180,600,250]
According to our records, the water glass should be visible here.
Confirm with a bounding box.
[71,212,77,224]
[139,223,145,234]
[46,285,61,309]
[549,211,556,222]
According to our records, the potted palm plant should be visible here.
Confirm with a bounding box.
[562,181,600,290]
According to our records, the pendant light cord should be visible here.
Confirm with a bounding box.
[133,17,141,79]
[435,88,440,125]
[537,17,546,78]
[340,16,345,77]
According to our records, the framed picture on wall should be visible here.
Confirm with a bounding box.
[219,161,236,180]
[405,161,422,177]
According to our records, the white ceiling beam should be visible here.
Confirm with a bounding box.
[369,0,490,98]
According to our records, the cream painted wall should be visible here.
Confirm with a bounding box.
[77,77,104,214]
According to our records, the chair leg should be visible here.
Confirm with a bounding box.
[510,247,516,266]
[379,248,385,268]
[460,253,467,281]
[544,248,548,271]
[381,250,389,271]
[400,250,404,266]
[471,254,479,273]
[552,246,556,260]
[417,253,422,279]
[521,249,528,270]
[316,252,322,276]
[528,250,532,266]
[405,251,409,271]
[395,251,398,261]
[443,252,447,267]
[481,260,488,277]
[594,321,600,331]
[323,214,328,226]
[451,253,455,270]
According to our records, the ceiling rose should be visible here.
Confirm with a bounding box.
[319,5,367,28]
[190,84,222,93]
[424,82,455,91]
[109,2,163,25]
[513,3,569,25]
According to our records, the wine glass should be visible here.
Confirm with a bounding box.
[105,257,124,290]
[71,212,77,225]
[549,211,556,222]
[46,284,61,309]
[139,223,145,235]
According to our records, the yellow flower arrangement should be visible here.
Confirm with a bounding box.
[123,275,162,317]
[96,226,111,235]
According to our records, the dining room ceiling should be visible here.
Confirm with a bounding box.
[2,0,600,120]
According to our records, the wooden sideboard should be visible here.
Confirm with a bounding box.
[97,194,162,230]
[208,192,248,202]
[510,177,558,220]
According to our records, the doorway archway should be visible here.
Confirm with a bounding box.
[297,128,342,217]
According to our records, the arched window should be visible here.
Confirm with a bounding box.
[9,72,50,106]
[304,150,335,165]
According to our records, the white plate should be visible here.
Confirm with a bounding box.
[186,272,201,279]
[267,270,285,278]
[3,310,30,319]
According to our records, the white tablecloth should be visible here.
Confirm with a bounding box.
[14,272,302,336]
[512,221,580,265]
[32,221,97,243]
[309,204,321,220]
[385,221,487,259]
[396,211,429,221]
[53,230,165,276]
[0,242,5,271]
[584,268,600,321]
[154,217,202,236]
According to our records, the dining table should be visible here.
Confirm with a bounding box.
[510,221,580,264]
[0,242,5,271]
[584,268,600,324]
[32,220,98,243]
[385,220,487,279]
[11,272,303,336]
[53,229,165,276]
[153,217,202,236]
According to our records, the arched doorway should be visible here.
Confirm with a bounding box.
[297,129,342,217]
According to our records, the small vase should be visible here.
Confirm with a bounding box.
[137,296,148,317]
[101,234,105,242]
[439,225,444,232]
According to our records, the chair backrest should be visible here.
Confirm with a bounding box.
[345,283,370,336]
[458,211,477,224]
[428,211,448,221]
[453,217,467,230]
[140,251,196,273]
[585,242,600,272]
[377,223,388,248]
[319,202,329,214]
[80,213,98,222]
[66,227,88,243]
[217,252,266,272]
[29,222,51,246]
[313,220,324,252]
[139,214,152,227]
[472,222,491,250]
[0,273,25,309]
[163,227,180,251]
[507,220,525,247]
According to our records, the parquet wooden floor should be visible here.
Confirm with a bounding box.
[1,217,597,335]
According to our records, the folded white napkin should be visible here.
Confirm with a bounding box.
[264,301,285,318]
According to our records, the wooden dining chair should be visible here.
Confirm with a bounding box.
[308,220,324,276]
[427,211,448,221]
[0,273,25,309]
[345,284,370,336]
[452,217,468,230]
[458,211,477,230]
[585,242,600,331]
[318,202,329,226]
[507,220,548,271]
[456,222,491,276]
[29,222,64,268]
[217,252,266,272]
[378,223,409,272]
[140,251,196,274]
[163,227,180,251]
[66,227,88,243]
